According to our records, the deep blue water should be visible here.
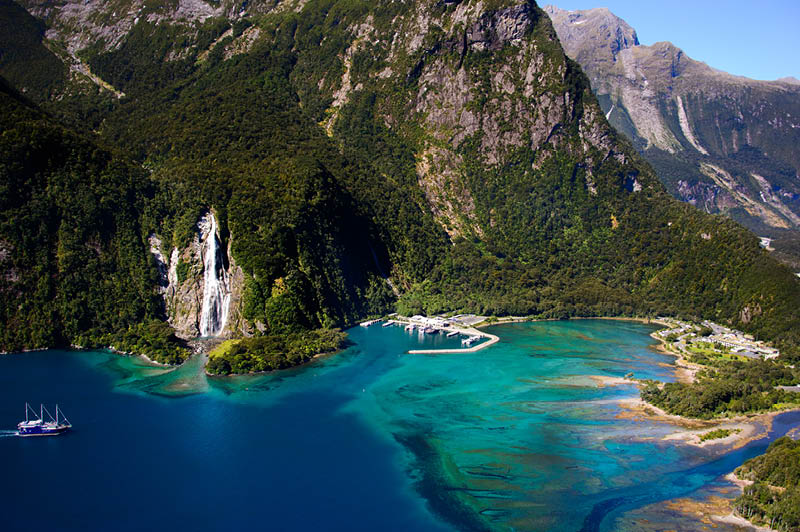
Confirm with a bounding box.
[0,320,797,531]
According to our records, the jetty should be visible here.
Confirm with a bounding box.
[389,314,499,354]
[461,335,480,346]
[407,328,499,354]
[359,319,381,327]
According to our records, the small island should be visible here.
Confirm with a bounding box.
[205,328,348,375]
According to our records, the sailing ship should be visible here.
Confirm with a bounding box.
[17,403,71,437]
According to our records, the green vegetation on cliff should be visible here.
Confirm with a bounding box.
[546,5,800,262]
[734,437,800,531]
[2,0,800,372]
[0,79,187,362]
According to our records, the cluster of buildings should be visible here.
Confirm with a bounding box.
[656,318,780,360]
[655,319,693,339]
[699,320,780,359]
[409,315,452,328]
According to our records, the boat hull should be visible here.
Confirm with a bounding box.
[17,425,70,437]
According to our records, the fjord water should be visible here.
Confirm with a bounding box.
[1,321,797,531]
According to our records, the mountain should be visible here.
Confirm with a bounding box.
[544,5,800,263]
[2,0,800,369]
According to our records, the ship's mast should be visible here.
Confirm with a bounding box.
[55,405,71,427]
[25,402,28,423]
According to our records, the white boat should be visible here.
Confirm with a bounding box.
[17,403,71,437]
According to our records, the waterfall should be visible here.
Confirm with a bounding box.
[198,212,231,337]
[167,247,179,291]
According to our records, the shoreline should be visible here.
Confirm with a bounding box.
[631,321,800,450]
[616,395,800,450]
[404,314,667,355]
[475,315,671,329]
[665,474,776,532]
[203,348,344,378]
[648,335,701,384]
[406,328,500,354]
[654,494,776,532]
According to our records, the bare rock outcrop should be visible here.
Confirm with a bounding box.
[149,211,247,340]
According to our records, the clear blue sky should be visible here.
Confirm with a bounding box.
[546,1,800,81]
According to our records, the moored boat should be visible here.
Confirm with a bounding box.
[17,403,71,437]
[461,335,480,346]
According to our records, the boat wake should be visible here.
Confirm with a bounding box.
[0,430,19,437]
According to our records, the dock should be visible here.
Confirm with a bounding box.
[407,328,499,354]
[359,319,381,327]
[380,314,500,354]
[461,335,480,346]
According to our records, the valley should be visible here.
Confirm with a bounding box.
[1,1,799,530]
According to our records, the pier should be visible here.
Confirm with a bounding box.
[388,314,499,354]
[407,327,499,354]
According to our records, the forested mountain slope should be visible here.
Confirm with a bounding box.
[2,0,800,367]
[545,5,800,265]
[0,79,181,357]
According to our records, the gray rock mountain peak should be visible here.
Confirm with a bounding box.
[546,4,800,256]
[543,6,638,72]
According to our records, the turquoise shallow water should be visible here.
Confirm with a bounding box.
[1,320,797,531]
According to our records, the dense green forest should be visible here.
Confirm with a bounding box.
[206,328,348,374]
[641,359,800,419]
[2,0,800,372]
[734,437,800,531]
[0,79,188,360]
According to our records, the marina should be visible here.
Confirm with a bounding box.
[389,314,500,354]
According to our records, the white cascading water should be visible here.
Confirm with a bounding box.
[198,212,231,337]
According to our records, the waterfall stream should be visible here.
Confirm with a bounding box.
[198,213,231,337]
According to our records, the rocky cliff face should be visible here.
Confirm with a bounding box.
[315,0,657,245]
[149,211,248,340]
[4,0,800,366]
[545,5,800,238]
[542,6,638,82]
